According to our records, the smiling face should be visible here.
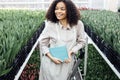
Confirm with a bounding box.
[55,1,67,21]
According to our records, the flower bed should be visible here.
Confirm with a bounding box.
[84,45,119,80]
[81,10,120,54]
[81,10,120,76]
[19,50,40,80]
[0,9,45,78]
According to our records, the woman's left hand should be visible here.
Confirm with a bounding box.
[64,51,73,63]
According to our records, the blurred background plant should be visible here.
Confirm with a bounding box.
[19,49,40,80]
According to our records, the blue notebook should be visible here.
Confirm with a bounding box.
[49,45,68,62]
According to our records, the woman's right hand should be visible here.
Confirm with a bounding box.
[46,53,62,64]
[51,57,62,64]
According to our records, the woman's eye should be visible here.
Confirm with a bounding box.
[55,7,66,11]
[61,8,66,10]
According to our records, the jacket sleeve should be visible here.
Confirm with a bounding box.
[71,20,86,53]
[39,20,51,55]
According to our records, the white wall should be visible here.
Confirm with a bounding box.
[104,0,118,12]
[118,0,120,8]
[0,0,119,12]
[88,0,118,12]
[89,0,104,9]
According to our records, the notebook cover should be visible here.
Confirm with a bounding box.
[49,46,68,62]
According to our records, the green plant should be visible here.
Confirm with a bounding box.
[20,50,40,80]
[81,10,120,54]
[0,10,45,76]
[80,45,119,80]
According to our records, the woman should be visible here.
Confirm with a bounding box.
[39,0,86,80]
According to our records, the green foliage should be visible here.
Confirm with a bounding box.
[81,45,119,80]
[81,10,120,54]
[0,9,45,76]
[20,50,40,80]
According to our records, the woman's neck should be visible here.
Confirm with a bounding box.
[59,19,68,27]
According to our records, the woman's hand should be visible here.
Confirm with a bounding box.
[46,53,62,64]
[51,57,62,64]
[64,51,73,63]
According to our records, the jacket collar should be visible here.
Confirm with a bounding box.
[58,22,71,30]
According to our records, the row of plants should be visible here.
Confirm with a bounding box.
[0,9,45,77]
[80,10,120,74]
[81,10,120,55]
[84,44,119,80]
[19,49,40,80]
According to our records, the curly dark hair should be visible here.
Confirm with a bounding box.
[46,0,80,27]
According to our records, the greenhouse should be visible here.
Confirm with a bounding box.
[0,0,120,80]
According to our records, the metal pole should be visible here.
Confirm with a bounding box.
[83,37,88,80]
